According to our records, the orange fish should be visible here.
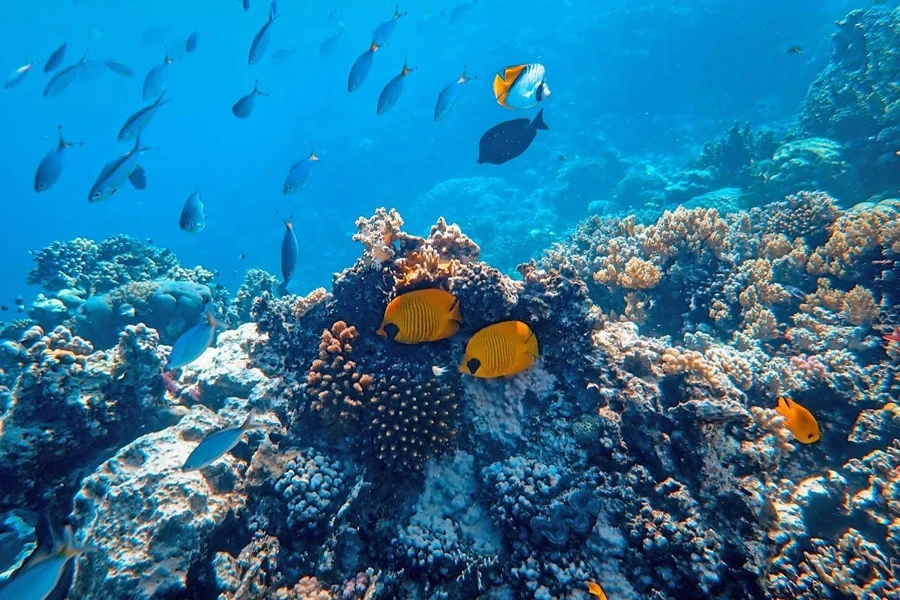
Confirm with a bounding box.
[587,581,607,599]
[377,289,461,344]
[459,320,538,378]
[775,397,821,444]
[883,327,900,343]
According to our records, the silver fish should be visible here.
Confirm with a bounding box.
[434,66,474,120]
[231,80,268,118]
[43,53,90,97]
[104,60,135,77]
[117,91,171,142]
[44,43,67,73]
[34,125,81,193]
[182,411,261,472]
[248,1,281,65]
[6,62,36,89]
[88,136,154,202]
[142,50,173,100]
[0,526,82,600]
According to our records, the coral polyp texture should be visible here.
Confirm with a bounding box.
[4,5,900,599]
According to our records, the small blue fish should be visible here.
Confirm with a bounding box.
[44,42,67,73]
[448,0,479,23]
[142,50,173,100]
[0,526,82,600]
[377,57,415,115]
[179,187,207,233]
[88,135,155,202]
[319,23,348,59]
[271,45,298,66]
[117,91,171,142]
[348,41,380,92]
[434,66,475,120]
[34,126,81,193]
[6,62,37,89]
[231,80,269,118]
[166,312,223,370]
[279,214,299,293]
[186,31,201,53]
[182,411,262,471]
[128,164,147,190]
[373,6,408,47]
[104,60,135,77]
[282,152,319,194]
[248,1,281,65]
[43,54,91,97]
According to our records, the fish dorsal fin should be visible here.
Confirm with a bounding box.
[503,64,526,84]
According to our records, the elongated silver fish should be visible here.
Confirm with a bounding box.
[117,91,171,142]
[279,214,299,294]
[248,1,281,65]
[182,411,261,471]
[88,136,154,202]
[44,42,67,73]
[43,53,90,97]
[6,62,36,89]
[0,526,82,600]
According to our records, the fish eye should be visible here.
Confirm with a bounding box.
[91,191,102,200]
[466,357,481,374]
[383,323,400,340]
[807,433,814,439]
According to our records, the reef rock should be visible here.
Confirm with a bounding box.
[70,407,252,600]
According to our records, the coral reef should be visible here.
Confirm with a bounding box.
[5,6,900,595]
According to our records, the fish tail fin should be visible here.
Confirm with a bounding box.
[370,39,381,52]
[523,329,539,359]
[156,89,171,106]
[309,147,319,161]
[448,296,462,324]
[531,109,548,131]
[241,408,263,431]
[57,124,81,148]
[277,281,290,296]
[460,65,476,83]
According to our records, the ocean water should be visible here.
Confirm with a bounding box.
[2,1,900,599]
[0,0,862,303]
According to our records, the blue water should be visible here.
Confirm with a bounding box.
[0,0,864,305]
